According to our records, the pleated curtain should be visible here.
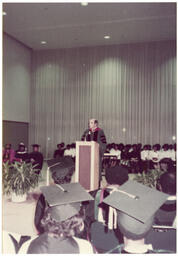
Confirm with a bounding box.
[29,40,176,158]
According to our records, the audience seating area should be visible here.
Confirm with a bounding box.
[2,142,176,254]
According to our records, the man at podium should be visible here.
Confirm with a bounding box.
[81,118,107,181]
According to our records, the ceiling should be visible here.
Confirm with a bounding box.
[3,2,176,50]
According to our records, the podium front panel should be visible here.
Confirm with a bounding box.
[75,141,99,191]
[79,146,91,190]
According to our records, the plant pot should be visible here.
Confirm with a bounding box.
[11,193,27,203]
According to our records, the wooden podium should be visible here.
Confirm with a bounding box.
[74,141,99,191]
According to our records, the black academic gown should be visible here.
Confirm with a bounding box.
[15,151,29,162]
[154,199,176,226]
[81,128,107,180]
[28,151,44,172]
[27,233,79,254]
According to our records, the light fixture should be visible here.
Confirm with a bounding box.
[104,35,110,39]
[172,136,176,141]
[41,41,47,45]
[122,128,126,132]
[81,2,88,6]
[3,11,7,16]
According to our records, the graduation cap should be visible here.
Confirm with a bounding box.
[46,156,75,182]
[40,182,94,221]
[19,142,25,147]
[102,180,169,239]
[32,144,40,148]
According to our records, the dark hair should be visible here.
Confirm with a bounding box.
[52,166,74,184]
[117,212,153,240]
[159,171,176,195]
[41,211,84,238]
[94,119,98,125]
[105,166,128,185]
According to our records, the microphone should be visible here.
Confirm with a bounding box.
[85,129,91,141]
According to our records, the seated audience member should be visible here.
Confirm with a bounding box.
[15,142,28,162]
[70,143,76,161]
[120,144,132,169]
[25,183,94,254]
[121,144,131,161]
[159,157,173,172]
[86,165,129,225]
[145,170,176,252]
[105,144,112,153]
[140,145,151,172]
[85,166,129,252]
[137,143,142,152]
[103,180,169,253]
[35,156,75,234]
[110,144,121,160]
[28,144,44,174]
[3,143,15,163]
[159,144,170,160]
[129,144,141,173]
[53,143,64,158]
[141,145,149,161]
[149,144,161,169]
[64,144,72,157]
[154,170,176,226]
[60,142,66,152]
[168,144,176,163]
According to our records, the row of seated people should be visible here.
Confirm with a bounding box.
[3,143,44,174]
[106,143,176,161]
[54,142,176,161]
[3,157,176,254]
[54,142,76,159]
[103,143,176,173]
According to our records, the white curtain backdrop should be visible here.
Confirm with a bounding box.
[29,40,176,157]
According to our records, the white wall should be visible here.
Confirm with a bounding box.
[3,33,32,122]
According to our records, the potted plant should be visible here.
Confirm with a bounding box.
[3,161,39,202]
[133,168,166,188]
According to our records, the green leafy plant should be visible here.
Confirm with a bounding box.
[3,161,39,196]
[133,169,166,188]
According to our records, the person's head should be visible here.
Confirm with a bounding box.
[125,144,131,151]
[153,144,158,151]
[114,144,119,150]
[5,144,11,150]
[143,145,148,150]
[169,144,173,150]
[118,143,124,151]
[66,144,71,150]
[173,143,176,151]
[147,144,151,150]
[71,143,76,148]
[89,118,98,130]
[40,183,93,238]
[162,144,169,151]
[106,144,112,150]
[137,143,142,150]
[51,157,75,184]
[18,142,26,152]
[117,211,154,240]
[102,180,168,244]
[158,171,176,195]
[61,142,65,148]
[105,166,128,186]
[57,144,62,149]
[32,144,40,152]
[41,204,84,238]
[132,144,137,151]
[159,158,173,172]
